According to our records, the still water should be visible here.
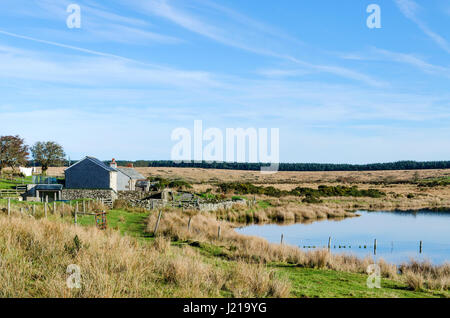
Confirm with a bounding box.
[236,210,450,264]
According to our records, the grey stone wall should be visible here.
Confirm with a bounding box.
[118,191,160,201]
[121,196,247,212]
[62,189,117,202]
[198,200,247,212]
[125,199,166,210]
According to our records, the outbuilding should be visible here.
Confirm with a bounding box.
[109,159,145,191]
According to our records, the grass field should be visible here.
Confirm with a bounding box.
[0,177,32,189]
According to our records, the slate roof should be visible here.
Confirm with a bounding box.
[36,184,63,191]
[117,167,145,180]
[65,156,117,172]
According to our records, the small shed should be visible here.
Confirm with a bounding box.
[35,184,63,202]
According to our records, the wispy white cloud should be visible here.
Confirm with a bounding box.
[257,69,312,78]
[129,0,384,87]
[395,0,450,53]
[340,47,450,77]
[128,0,272,54]
[0,42,220,89]
[7,0,385,87]
[1,40,446,126]
[6,0,181,46]
[372,48,450,76]
[0,29,154,64]
[260,55,388,87]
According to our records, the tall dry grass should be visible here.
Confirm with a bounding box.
[400,260,450,291]
[146,209,449,291]
[212,199,357,224]
[0,200,109,220]
[0,215,289,298]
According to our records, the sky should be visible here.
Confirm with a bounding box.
[0,0,449,163]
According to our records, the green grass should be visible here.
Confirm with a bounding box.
[0,176,34,190]
[275,265,448,298]
[0,179,19,190]
[418,177,450,187]
[257,200,271,209]
[75,209,152,239]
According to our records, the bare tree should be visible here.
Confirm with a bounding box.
[0,135,29,176]
[31,141,66,175]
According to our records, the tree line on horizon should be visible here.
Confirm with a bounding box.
[2,134,449,173]
[110,160,450,172]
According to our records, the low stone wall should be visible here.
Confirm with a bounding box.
[117,191,160,201]
[62,189,117,202]
[124,197,247,212]
[126,199,166,210]
[198,199,247,212]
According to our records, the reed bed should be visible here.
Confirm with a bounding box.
[213,200,357,224]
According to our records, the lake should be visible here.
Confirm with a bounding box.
[236,210,450,264]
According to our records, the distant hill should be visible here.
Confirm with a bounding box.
[105,160,450,172]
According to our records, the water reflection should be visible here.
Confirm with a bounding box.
[236,210,450,264]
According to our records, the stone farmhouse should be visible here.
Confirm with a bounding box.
[22,156,145,204]
[20,156,247,212]
[65,157,145,192]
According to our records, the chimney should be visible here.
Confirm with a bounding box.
[110,158,117,169]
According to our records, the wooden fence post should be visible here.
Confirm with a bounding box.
[44,202,48,218]
[154,210,162,235]
[83,200,86,213]
[217,225,221,240]
[32,204,36,216]
[188,216,192,232]
[74,203,78,225]
[7,198,10,216]
[374,239,377,255]
[419,241,423,254]
[53,201,56,214]
[328,237,332,251]
[281,234,284,245]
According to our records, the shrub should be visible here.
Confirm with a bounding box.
[217,183,385,199]
[64,235,83,257]
[302,195,323,204]
[148,177,193,190]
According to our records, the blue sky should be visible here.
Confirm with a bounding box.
[0,0,449,163]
